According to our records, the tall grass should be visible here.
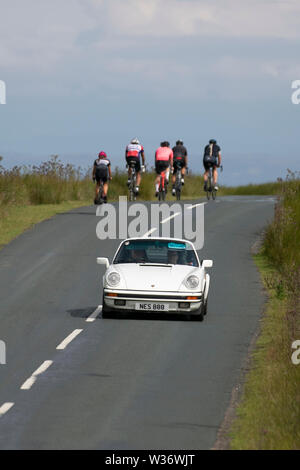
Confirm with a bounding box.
[0,155,92,207]
[263,170,300,321]
[230,170,300,449]
[0,155,284,213]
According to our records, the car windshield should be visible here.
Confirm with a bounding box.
[113,239,199,267]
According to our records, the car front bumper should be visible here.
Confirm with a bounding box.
[103,289,203,314]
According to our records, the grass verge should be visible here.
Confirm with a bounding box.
[229,255,300,450]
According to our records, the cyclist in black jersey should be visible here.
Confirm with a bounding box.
[203,139,221,191]
[92,151,112,203]
[171,139,188,196]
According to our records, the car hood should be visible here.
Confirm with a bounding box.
[110,263,201,292]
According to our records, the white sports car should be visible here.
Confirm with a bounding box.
[97,237,213,321]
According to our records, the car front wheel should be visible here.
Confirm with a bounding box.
[102,294,112,318]
[187,305,204,322]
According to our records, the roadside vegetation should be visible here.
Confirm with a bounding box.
[230,170,300,449]
[0,155,283,249]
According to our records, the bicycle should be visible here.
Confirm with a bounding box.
[158,168,169,201]
[205,165,223,201]
[173,164,184,201]
[94,179,105,205]
[128,161,138,202]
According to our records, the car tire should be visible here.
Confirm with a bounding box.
[102,295,112,318]
[188,307,204,322]
[196,310,204,322]
[203,299,208,316]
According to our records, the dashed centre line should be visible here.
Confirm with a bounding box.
[142,228,157,237]
[161,212,181,224]
[187,202,207,210]
[56,329,83,350]
[21,360,53,390]
[86,305,102,322]
[0,402,14,417]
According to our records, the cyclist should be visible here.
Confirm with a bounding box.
[92,151,112,204]
[125,138,145,194]
[154,141,173,197]
[203,139,221,191]
[171,139,188,196]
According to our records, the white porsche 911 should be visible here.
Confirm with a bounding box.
[97,237,213,321]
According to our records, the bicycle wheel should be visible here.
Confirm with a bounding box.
[175,173,181,200]
[129,184,134,202]
[206,177,211,200]
[96,182,104,204]
[133,173,137,201]
[129,175,135,201]
[212,188,217,200]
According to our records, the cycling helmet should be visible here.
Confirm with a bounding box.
[209,139,217,144]
[161,141,170,147]
[176,139,183,145]
[131,138,140,145]
[98,151,107,158]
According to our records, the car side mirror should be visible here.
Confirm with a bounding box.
[97,257,110,269]
[201,259,213,268]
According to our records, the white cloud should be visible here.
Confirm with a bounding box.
[1,0,300,71]
[1,0,300,102]
[89,0,300,39]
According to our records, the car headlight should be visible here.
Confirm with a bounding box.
[185,275,200,289]
[106,272,121,287]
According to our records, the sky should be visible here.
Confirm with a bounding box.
[1,0,300,185]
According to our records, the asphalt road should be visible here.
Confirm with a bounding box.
[0,196,275,449]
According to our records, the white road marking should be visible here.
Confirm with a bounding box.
[56,329,83,350]
[21,360,53,390]
[187,202,207,210]
[161,212,180,224]
[0,402,14,417]
[86,305,102,322]
[142,228,157,237]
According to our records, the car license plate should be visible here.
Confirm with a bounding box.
[135,302,169,312]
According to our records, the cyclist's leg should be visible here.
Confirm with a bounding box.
[172,161,177,185]
[102,179,108,195]
[102,182,108,201]
[95,181,100,199]
[172,162,176,193]
[126,157,132,185]
[161,170,166,189]
[135,159,141,191]
[203,164,209,190]
[165,166,170,184]
[213,165,218,189]
[180,163,185,184]
[155,162,162,195]
[95,169,103,199]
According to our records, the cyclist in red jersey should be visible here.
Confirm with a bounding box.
[125,138,145,194]
[154,141,173,197]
